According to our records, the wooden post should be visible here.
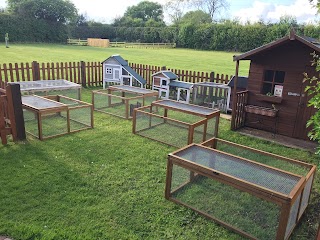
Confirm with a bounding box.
[6,83,26,141]
[161,66,166,71]
[32,61,40,81]
[231,60,239,130]
[80,61,87,87]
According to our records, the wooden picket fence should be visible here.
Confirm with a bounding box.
[0,61,231,90]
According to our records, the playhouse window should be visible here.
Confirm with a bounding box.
[106,68,112,74]
[262,70,285,95]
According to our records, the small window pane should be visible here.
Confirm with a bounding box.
[264,70,274,82]
[275,71,285,83]
[262,83,272,94]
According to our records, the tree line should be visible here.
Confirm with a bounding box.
[0,0,319,52]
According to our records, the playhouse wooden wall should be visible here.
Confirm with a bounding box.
[245,41,317,140]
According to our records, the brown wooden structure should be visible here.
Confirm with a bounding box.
[133,99,220,148]
[231,30,319,140]
[165,137,316,239]
[22,95,93,140]
[92,85,158,119]
[0,84,26,144]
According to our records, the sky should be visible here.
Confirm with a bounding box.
[0,0,318,24]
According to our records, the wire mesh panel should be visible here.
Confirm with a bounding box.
[214,140,310,176]
[166,142,316,240]
[18,80,81,99]
[58,96,93,132]
[133,100,220,147]
[170,164,281,240]
[22,95,92,140]
[93,87,158,119]
[298,173,315,219]
[285,193,302,239]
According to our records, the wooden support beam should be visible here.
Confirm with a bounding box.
[6,83,26,141]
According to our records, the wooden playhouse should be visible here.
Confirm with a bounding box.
[231,30,319,140]
[102,55,146,89]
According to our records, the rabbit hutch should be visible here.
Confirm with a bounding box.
[152,71,193,103]
[102,55,146,89]
[231,30,319,140]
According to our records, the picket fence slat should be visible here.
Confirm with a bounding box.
[0,60,232,89]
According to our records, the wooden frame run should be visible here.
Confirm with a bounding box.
[92,85,158,119]
[22,95,93,140]
[165,138,316,240]
[132,99,220,147]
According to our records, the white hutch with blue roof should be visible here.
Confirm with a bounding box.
[152,70,193,103]
[101,55,146,89]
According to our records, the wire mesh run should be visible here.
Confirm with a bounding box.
[133,100,220,148]
[22,95,93,140]
[166,140,316,239]
[170,164,280,240]
[18,80,81,99]
[92,86,158,119]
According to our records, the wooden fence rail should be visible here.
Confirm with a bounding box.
[0,61,232,89]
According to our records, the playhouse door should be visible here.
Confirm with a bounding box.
[293,66,317,140]
[114,69,120,82]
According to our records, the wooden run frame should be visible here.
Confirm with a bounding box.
[132,99,220,147]
[165,138,316,240]
[92,85,158,119]
[22,95,93,140]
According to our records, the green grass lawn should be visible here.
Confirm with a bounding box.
[0,43,250,76]
[0,44,319,239]
[0,87,319,240]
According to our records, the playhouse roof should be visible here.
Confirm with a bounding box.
[152,71,179,80]
[233,30,320,61]
[102,55,146,85]
[169,80,193,89]
[227,76,248,89]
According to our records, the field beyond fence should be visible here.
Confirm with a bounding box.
[67,39,176,49]
[0,61,231,89]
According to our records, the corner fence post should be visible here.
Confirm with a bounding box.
[6,83,26,141]
[80,61,86,87]
[32,61,40,81]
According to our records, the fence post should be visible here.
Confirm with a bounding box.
[161,66,166,70]
[80,61,86,87]
[210,72,215,82]
[32,61,40,81]
[6,83,26,141]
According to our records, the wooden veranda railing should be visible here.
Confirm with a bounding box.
[231,90,249,130]
[0,61,232,89]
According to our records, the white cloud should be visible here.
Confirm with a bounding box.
[233,0,319,24]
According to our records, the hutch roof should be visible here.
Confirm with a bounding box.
[102,55,146,85]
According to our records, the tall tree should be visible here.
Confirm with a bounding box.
[180,10,212,25]
[193,0,229,20]
[124,1,164,22]
[6,0,77,23]
[165,0,188,25]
